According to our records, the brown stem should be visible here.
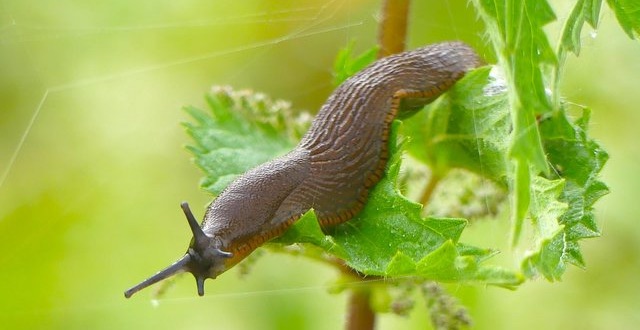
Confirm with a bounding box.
[377,0,411,58]
[346,288,375,330]
[342,2,413,328]
[420,174,442,207]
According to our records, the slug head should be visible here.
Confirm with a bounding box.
[124,202,233,298]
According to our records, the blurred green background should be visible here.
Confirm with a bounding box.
[1,0,638,329]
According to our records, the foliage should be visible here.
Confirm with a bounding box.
[184,86,309,195]
[186,84,522,287]
[182,0,640,320]
[607,0,640,39]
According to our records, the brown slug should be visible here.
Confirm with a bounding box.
[124,42,481,298]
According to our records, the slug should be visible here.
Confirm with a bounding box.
[124,42,481,298]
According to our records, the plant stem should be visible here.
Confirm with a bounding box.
[377,0,411,58]
[342,2,412,329]
[420,174,441,207]
[345,288,375,330]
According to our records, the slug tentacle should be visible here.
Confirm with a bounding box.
[124,253,191,298]
[124,202,232,298]
[125,42,482,298]
[181,202,210,251]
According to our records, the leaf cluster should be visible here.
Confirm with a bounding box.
[183,0,640,317]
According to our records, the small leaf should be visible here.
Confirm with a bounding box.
[273,210,343,254]
[561,0,588,55]
[333,42,378,86]
[560,0,603,56]
[586,0,603,27]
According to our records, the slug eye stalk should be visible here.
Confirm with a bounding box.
[124,202,232,298]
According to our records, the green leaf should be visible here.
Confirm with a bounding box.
[607,0,640,39]
[277,123,522,286]
[473,0,556,124]
[520,106,608,279]
[560,0,603,56]
[415,241,460,279]
[520,176,567,280]
[530,176,567,241]
[273,210,343,254]
[403,66,510,183]
[472,0,560,246]
[185,85,522,286]
[512,161,531,245]
[183,86,309,195]
[398,61,608,279]
[424,218,467,242]
[521,229,566,280]
[333,42,378,86]
[184,32,608,287]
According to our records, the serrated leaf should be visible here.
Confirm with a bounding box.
[319,127,519,285]
[317,128,467,275]
[560,0,603,56]
[530,176,567,238]
[424,218,467,243]
[404,66,510,183]
[563,240,586,268]
[185,86,522,286]
[519,176,568,280]
[607,0,640,39]
[273,210,343,254]
[473,0,556,168]
[185,29,608,287]
[415,241,522,287]
[386,252,418,275]
[472,0,561,248]
[394,43,606,280]
[520,106,608,279]
[521,228,566,281]
[541,107,608,263]
[415,240,459,279]
[184,87,307,195]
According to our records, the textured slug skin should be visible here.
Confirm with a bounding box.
[202,41,482,269]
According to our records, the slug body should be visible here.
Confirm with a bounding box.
[125,42,481,298]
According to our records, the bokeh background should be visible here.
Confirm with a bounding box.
[1,0,638,329]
